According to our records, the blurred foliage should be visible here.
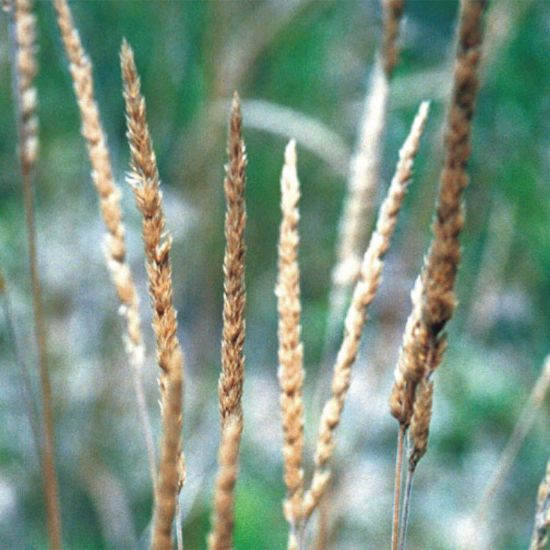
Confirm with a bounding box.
[1,1,549,548]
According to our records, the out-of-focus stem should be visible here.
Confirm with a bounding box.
[392,425,405,550]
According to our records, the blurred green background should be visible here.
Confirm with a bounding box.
[1,1,549,548]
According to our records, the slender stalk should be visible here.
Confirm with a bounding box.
[209,93,248,550]
[313,482,331,550]
[20,37,63,550]
[121,40,185,549]
[399,466,415,550]
[176,499,183,550]
[391,425,405,550]
[8,1,62,547]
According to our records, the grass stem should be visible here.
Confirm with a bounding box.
[392,425,405,550]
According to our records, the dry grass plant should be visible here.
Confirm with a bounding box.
[388,1,487,547]
[8,1,62,547]
[208,92,248,550]
[121,41,185,549]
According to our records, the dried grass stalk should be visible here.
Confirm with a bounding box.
[121,40,185,549]
[208,93,247,550]
[304,101,430,520]
[53,0,157,490]
[275,140,306,541]
[389,2,486,546]
[9,1,62,547]
[531,459,550,550]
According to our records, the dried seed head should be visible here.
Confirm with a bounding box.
[276,139,306,526]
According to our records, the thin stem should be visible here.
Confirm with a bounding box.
[313,485,331,550]
[22,156,62,550]
[176,498,183,550]
[298,520,307,550]
[399,466,416,550]
[8,8,62,548]
[391,425,406,550]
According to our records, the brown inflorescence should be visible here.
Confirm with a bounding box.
[389,0,487,451]
[121,40,185,550]
[209,93,248,550]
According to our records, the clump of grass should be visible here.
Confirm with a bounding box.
[6,1,538,548]
[121,40,185,550]
[208,92,248,550]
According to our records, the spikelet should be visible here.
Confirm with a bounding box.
[275,140,306,536]
[10,2,63,548]
[154,348,184,550]
[120,40,185,550]
[304,102,430,519]
[531,460,550,550]
[208,93,247,550]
